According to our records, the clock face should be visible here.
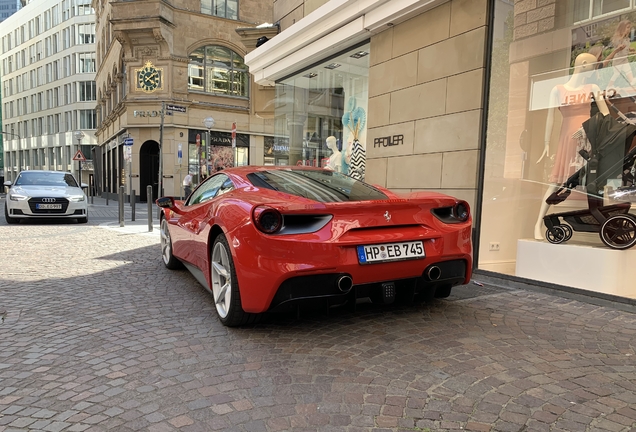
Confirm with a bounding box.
[136,62,162,93]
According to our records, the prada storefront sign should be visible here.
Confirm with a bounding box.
[189,129,249,147]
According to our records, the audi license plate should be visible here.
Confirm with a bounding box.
[36,203,62,210]
[357,241,425,264]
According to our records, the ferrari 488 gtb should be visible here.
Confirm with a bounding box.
[157,166,472,326]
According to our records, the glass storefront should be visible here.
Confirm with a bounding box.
[188,129,249,184]
[274,43,369,179]
[482,1,636,293]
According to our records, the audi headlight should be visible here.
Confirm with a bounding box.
[69,195,85,202]
[9,193,28,201]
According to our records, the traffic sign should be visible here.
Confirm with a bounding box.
[124,137,134,146]
[73,149,87,162]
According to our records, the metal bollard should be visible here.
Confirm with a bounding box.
[131,190,136,222]
[119,186,125,227]
[147,185,153,232]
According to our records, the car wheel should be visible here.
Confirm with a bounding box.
[4,204,18,224]
[77,216,88,224]
[210,233,259,327]
[434,285,452,299]
[160,218,183,269]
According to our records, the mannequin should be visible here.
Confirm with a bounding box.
[534,52,610,239]
[325,136,342,172]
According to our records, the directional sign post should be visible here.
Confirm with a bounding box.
[73,149,86,187]
[123,137,133,204]
[232,122,237,167]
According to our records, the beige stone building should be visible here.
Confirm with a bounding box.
[246,0,636,300]
[93,0,273,201]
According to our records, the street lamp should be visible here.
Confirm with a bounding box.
[74,130,85,185]
[0,130,22,174]
[203,117,215,176]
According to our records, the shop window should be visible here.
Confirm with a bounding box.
[481,0,636,294]
[187,45,248,97]
[273,44,369,175]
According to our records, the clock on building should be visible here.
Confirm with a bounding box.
[135,61,163,93]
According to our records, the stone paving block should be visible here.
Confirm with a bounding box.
[2,223,636,431]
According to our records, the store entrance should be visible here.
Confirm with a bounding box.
[140,140,159,202]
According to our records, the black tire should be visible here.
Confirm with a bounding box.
[160,218,183,269]
[77,216,88,224]
[600,214,636,250]
[4,204,18,224]
[545,226,566,244]
[560,224,573,242]
[210,233,260,327]
[434,285,452,299]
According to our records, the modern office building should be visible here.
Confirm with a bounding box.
[93,0,274,202]
[1,0,97,186]
[246,0,636,300]
[0,0,22,23]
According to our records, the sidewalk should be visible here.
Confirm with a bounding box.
[89,195,160,236]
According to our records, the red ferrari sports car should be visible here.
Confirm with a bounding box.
[157,166,472,326]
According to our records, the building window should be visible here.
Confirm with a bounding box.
[77,0,93,15]
[188,45,248,97]
[79,109,96,129]
[573,0,632,23]
[79,81,96,101]
[78,23,95,44]
[78,52,95,73]
[201,0,238,19]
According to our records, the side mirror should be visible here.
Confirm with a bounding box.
[156,196,186,215]
[81,182,88,188]
[156,196,175,209]
[3,181,12,187]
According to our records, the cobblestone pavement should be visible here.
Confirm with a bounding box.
[1,221,636,431]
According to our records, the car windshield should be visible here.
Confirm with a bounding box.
[247,169,388,203]
[14,172,78,187]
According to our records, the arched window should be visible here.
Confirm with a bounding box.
[188,45,248,97]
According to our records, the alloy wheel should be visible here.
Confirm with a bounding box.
[211,241,232,319]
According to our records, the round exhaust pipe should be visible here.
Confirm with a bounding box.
[337,275,353,292]
[426,266,442,281]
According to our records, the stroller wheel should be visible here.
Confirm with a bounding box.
[560,224,573,241]
[600,215,636,250]
[546,226,567,244]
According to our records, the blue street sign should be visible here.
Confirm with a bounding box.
[124,137,134,146]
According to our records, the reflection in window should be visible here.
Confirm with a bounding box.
[573,0,631,22]
[201,0,238,20]
[188,45,248,97]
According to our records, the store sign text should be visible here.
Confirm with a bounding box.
[374,135,404,148]
[134,110,162,117]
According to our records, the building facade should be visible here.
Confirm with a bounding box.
[94,0,273,202]
[1,0,97,186]
[246,0,636,299]
[0,0,22,23]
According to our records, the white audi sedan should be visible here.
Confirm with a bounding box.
[4,170,88,224]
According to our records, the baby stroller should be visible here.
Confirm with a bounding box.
[543,108,636,250]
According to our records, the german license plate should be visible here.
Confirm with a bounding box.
[36,203,62,209]
[357,241,425,264]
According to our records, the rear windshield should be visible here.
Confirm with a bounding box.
[15,172,78,187]
[247,169,388,203]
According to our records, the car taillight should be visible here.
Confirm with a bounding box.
[454,201,470,222]
[253,206,283,234]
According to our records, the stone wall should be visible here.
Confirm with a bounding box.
[273,0,329,30]
[365,0,489,211]
[513,0,556,41]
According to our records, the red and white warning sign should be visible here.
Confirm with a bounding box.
[72,149,87,161]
